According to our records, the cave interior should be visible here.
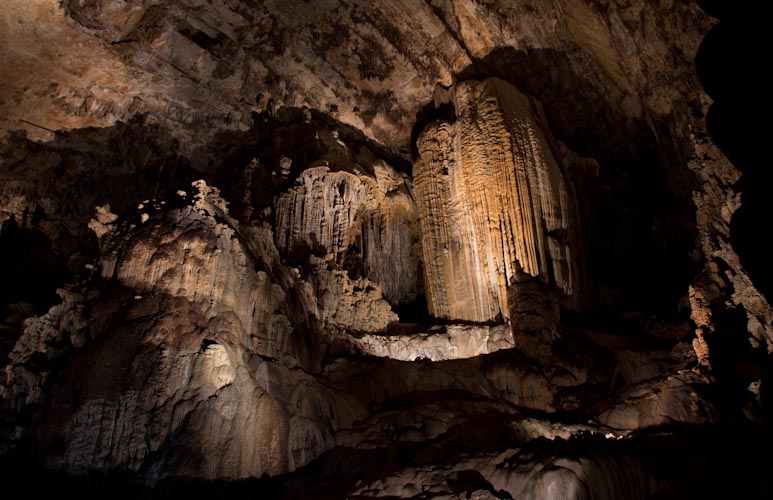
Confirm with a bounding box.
[0,0,770,498]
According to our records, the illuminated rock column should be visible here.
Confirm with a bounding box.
[414,78,579,323]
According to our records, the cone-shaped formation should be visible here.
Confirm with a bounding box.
[414,78,580,323]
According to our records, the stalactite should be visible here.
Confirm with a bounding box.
[274,165,421,305]
[414,78,582,323]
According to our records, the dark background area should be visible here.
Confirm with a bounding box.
[696,0,770,302]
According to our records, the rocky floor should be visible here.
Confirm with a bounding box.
[1,417,770,499]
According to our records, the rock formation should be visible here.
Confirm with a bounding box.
[275,162,420,306]
[357,324,514,362]
[0,1,769,498]
[415,78,582,323]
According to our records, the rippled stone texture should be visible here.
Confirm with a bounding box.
[415,78,582,323]
[275,162,420,306]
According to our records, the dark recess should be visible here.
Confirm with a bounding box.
[0,214,67,313]
[696,0,772,436]
[696,0,771,302]
[410,100,456,160]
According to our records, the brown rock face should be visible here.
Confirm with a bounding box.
[415,78,583,323]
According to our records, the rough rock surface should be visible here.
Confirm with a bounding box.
[507,267,561,363]
[415,78,583,323]
[1,179,715,479]
[0,0,769,498]
[1,0,712,157]
[275,163,420,306]
[308,256,397,334]
[4,183,324,478]
[597,369,715,430]
[358,324,514,362]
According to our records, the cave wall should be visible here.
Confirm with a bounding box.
[0,0,770,496]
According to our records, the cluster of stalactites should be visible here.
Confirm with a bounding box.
[414,78,579,323]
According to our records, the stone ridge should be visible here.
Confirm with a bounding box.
[415,78,580,323]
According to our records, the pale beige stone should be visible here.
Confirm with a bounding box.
[357,324,514,361]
